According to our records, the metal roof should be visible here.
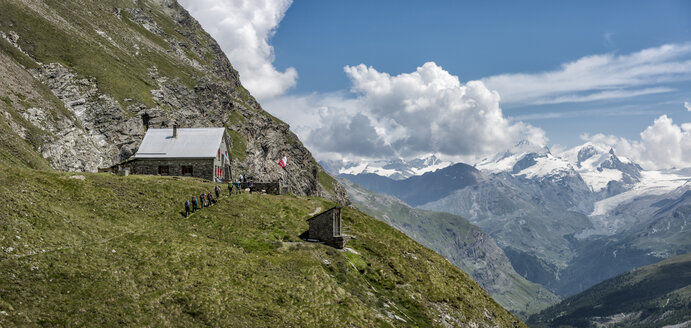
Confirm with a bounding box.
[134,128,226,159]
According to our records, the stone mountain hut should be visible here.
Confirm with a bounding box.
[307,206,350,249]
[120,126,231,181]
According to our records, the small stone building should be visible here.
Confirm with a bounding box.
[120,127,231,181]
[307,206,350,249]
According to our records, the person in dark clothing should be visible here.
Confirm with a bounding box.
[184,199,191,218]
[192,196,198,212]
[215,185,221,199]
[207,191,215,205]
[228,181,233,196]
[200,193,206,208]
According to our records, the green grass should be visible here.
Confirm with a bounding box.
[227,110,246,125]
[0,106,52,170]
[237,84,254,104]
[339,177,560,318]
[0,164,525,327]
[0,36,39,69]
[0,0,204,108]
[318,170,337,196]
[121,10,169,50]
[529,253,691,327]
[226,128,247,163]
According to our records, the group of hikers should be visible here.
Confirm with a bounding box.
[229,174,255,195]
[183,174,261,218]
[184,185,222,218]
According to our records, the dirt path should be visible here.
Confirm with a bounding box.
[308,207,322,216]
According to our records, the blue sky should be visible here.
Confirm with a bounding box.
[180,0,691,169]
[273,1,691,93]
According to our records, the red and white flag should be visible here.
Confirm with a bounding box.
[278,156,287,168]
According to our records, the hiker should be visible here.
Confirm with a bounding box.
[239,174,244,183]
[228,181,233,196]
[235,179,242,194]
[207,191,215,205]
[192,196,198,212]
[184,199,191,218]
[215,185,221,199]
[248,178,254,194]
[200,193,206,208]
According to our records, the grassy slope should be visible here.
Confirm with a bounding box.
[529,253,691,328]
[0,104,52,171]
[0,0,200,107]
[0,162,524,327]
[339,178,559,318]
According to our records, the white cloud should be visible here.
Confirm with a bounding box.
[512,104,663,121]
[685,101,691,111]
[483,43,691,105]
[265,62,546,161]
[178,0,297,100]
[582,115,691,170]
[534,87,675,105]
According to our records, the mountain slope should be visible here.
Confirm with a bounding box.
[322,155,453,180]
[0,0,347,204]
[560,143,642,196]
[342,162,482,207]
[0,163,524,327]
[420,172,593,293]
[529,253,691,328]
[338,177,560,318]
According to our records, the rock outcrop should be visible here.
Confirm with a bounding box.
[0,0,348,204]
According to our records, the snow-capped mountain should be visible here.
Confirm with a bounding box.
[560,143,642,194]
[334,139,691,296]
[580,169,690,237]
[320,154,452,180]
[476,140,575,180]
[475,141,646,198]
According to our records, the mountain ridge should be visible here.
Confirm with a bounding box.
[337,142,690,297]
[338,176,560,318]
[529,253,691,328]
[0,0,348,204]
[0,162,525,327]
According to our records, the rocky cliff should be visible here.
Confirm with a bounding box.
[0,0,347,204]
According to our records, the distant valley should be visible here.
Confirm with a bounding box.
[529,253,691,327]
[338,177,560,318]
[329,141,691,297]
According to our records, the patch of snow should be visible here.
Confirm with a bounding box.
[409,161,452,175]
[339,163,400,178]
[618,155,632,164]
[580,168,623,192]
[516,154,572,178]
[339,163,368,175]
[334,155,452,179]
[476,154,517,173]
[591,171,689,216]
[363,166,400,177]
